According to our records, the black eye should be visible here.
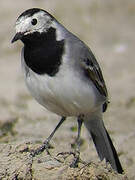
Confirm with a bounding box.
[31,18,37,25]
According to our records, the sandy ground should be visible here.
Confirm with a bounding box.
[0,0,135,179]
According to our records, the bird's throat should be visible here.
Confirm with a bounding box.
[23,27,65,76]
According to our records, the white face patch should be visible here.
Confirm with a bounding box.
[52,21,65,41]
[15,11,53,35]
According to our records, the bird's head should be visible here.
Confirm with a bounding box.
[11,8,55,44]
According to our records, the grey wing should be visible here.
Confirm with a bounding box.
[81,48,109,112]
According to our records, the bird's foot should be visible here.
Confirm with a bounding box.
[57,151,83,168]
[70,151,80,168]
[30,140,52,157]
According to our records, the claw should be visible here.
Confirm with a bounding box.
[57,151,75,157]
[70,156,79,168]
[57,151,80,168]
[30,141,52,157]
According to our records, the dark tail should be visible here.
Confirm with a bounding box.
[84,112,123,174]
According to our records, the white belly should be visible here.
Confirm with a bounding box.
[21,53,103,117]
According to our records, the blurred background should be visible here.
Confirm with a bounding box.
[0,0,135,178]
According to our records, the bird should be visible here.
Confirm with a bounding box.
[11,8,123,174]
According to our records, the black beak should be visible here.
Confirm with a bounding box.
[11,32,24,43]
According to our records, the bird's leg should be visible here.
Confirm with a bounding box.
[56,116,84,167]
[31,116,66,157]
[70,116,83,167]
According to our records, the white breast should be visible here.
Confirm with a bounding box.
[21,48,102,117]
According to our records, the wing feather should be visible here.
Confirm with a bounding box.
[81,51,109,112]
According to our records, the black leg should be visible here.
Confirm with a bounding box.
[70,116,83,167]
[31,116,66,156]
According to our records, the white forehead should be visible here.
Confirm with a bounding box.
[15,11,52,33]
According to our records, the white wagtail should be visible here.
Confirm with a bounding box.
[11,8,123,173]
